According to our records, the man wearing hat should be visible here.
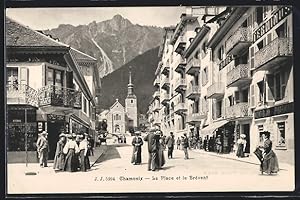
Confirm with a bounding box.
[36,131,49,167]
[143,127,159,171]
[182,133,189,159]
[166,132,175,159]
[131,131,143,165]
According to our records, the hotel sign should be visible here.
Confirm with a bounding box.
[253,6,292,42]
[254,102,294,119]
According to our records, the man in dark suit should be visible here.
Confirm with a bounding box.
[144,127,159,171]
[182,133,189,159]
[166,132,175,159]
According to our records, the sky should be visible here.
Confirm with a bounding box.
[6,7,186,30]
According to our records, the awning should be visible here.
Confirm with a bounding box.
[201,120,229,136]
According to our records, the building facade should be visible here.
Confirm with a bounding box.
[148,6,293,165]
[6,18,99,162]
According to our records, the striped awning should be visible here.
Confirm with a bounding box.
[201,120,229,136]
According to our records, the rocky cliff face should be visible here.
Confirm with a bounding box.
[44,15,164,78]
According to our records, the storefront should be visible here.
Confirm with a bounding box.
[251,102,294,165]
[69,117,90,135]
[7,105,38,163]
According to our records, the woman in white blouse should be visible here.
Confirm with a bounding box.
[79,133,91,171]
[63,134,80,172]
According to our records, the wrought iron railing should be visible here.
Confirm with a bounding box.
[225,102,252,119]
[6,84,39,107]
[38,85,82,109]
[226,64,250,86]
[225,27,252,53]
[174,36,186,53]
[254,37,293,70]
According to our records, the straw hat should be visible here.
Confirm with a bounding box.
[240,134,246,138]
[59,133,66,138]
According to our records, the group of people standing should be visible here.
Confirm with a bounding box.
[36,131,93,172]
[131,128,191,171]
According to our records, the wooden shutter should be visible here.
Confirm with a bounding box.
[267,33,272,45]
[250,46,255,70]
[266,74,275,103]
[19,67,29,85]
[250,84,255,108]
[247,13,253,29]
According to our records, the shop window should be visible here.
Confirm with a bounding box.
[277,122,286,146]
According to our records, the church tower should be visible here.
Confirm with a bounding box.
[125,66,138,128]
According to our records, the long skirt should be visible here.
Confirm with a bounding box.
[79,149,90,171]
[261,150,279,174]
[131,146,142,164]
[157,149,165,168]
[236,144,245,157]
[64,149,78,172]
[53,153,65,170]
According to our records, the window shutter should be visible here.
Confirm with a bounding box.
[250,84,255,108]
[266,74,275,102]
[247,14,253,29]
[250,46,255,70]
[19,67,29,85]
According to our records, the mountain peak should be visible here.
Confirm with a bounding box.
[112,14,124,20]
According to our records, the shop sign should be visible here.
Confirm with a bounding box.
[254,102,294,119]
[253,6,292,42]
[47,114,65,121]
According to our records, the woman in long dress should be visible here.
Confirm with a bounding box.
[157,131,165,169]
[131,131,143,165]
[255,131,279,175]
[53,133,66,171]
[63,134,80,172]
[79,133,91,171]
[236,134,247,158]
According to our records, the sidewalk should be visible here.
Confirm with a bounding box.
[191,149,294,171]
[7,145,109,174]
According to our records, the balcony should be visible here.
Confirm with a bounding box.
[227,63,251,87]
[186,59,200,75]
[174,102,187,114]
[153,78,160,87]
[187,112,206,124]
[38,85,82,113]
[207,82,225,99]
[6,84,39,108]
[225,102,252,120]
[226,27,252,55]
[174,36,186,54]
[186,85,200,100]
[174,58,186,73]
[254,37,293,71]
[161,77,170,90]
[153,91,160,100]
[161,63,170,75]
[174,78,187,92]
[161,93,170,105]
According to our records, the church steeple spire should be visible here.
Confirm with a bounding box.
[127,66,136,98]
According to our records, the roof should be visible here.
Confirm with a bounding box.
[206,7,249,49]
[183,25,211,58]
[70,48,97,62]
[109,99,125,111]
[6,17,69,49]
